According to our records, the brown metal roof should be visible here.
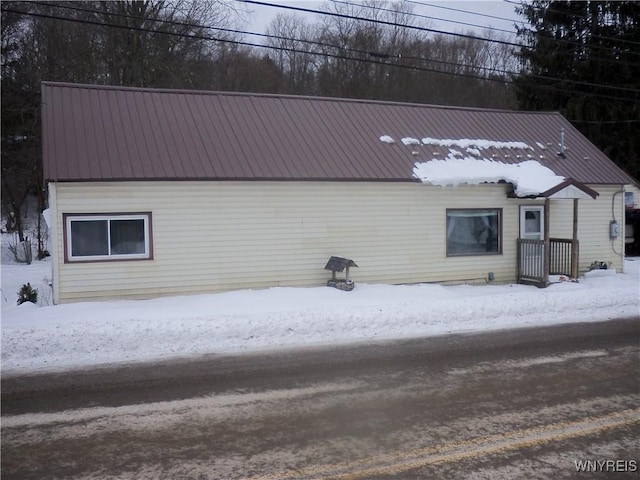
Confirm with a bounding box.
[41,82,634,185]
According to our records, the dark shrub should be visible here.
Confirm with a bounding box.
[17,283,38,305]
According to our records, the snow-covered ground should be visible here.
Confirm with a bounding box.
[2,237,639,376]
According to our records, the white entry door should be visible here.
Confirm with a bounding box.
[520,206,544,240]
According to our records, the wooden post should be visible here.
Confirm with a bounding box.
[571,198,579,279]
[516,239,521,283]
[544,198,550,284]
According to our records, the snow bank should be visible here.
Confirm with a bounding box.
[2,257,638,375]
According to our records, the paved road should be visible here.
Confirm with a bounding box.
[2,318,639,479]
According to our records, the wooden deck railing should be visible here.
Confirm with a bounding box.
[549,238,576,275]
[517,239,546,285]
[517,238,577,287]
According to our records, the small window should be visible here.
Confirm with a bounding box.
[447,209,501,256]
[65,213,152,262]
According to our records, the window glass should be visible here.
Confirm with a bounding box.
[110,219,146,255]
[70,220,109,257]
[521,206,544,240]
[447,209,501,256]
[525,210,541,234]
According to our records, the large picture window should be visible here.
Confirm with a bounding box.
[64,213,152,262]
[446,209,501,256]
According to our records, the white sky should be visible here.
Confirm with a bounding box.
[238,0,523,37]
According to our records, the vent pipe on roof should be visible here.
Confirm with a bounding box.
[557,127,566,158]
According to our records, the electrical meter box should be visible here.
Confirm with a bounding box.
[610,221,620,239]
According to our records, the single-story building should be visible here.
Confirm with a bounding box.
[41,82,634,303]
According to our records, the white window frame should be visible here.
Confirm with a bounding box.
[64,213,152,262]
[520,205,545,241]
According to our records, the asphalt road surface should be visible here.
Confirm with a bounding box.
[2,317,639,479]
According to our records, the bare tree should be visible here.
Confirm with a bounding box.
[266,13,317,94]
[373,1,427,101]
[0,0,242,247]
[93,0,239,88]
[315,0,410,98]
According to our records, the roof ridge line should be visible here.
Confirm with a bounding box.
[40,81,561,115]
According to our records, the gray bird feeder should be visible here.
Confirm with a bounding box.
[324,256,358,291]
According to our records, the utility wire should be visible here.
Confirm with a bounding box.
[22,1,640,95]
[240,0,524,48]
[31,0,640,69]
[329,0,518,37]
[326,0,640,65]
[3,6,638,104]
[26,1,515,77]
[568,118,640,124]
[408,0,527,25]
[240,0,640,59]
[502,0,640,47]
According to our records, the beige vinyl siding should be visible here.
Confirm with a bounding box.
[547,185,625,272]
[51,181,623,303]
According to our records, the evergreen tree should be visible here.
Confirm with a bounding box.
[515,0,640,179]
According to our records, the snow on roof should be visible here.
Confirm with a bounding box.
[378,134,565,196]
[420,137,532,150]
[379,135,534,151]
[413,157,566,197]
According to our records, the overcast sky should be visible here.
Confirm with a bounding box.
[236,0,524,38]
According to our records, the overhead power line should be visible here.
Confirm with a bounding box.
[23,1,520,77]
[325,0,640,64]
[329,0,518,37]
[31,0,640,69]
[568,118,640,124]
[408,0,526,26]
[3,5,639,104]
[502,0,640,47]
[240,0,640,60]
[19,1,640,96]
[240,0,525,48]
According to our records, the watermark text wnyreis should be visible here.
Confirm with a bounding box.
[575,460,637,472]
